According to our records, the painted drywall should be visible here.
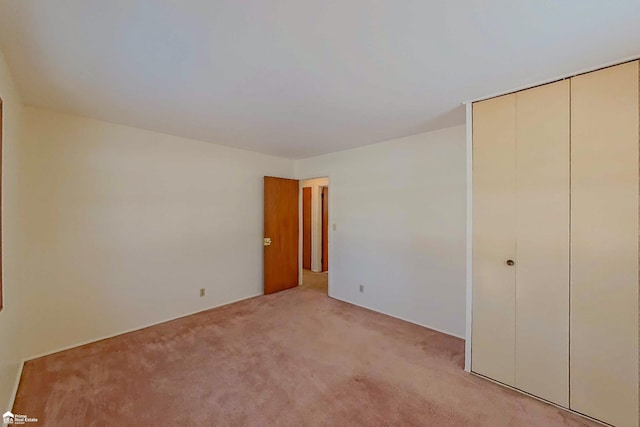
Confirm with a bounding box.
[300,177,328,272]
[0,49,27,410]
[19,107,295,359]
[295,125,467,337]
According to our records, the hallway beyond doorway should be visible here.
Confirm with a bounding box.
[302,269,328,294]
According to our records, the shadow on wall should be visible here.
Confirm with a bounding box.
[407,105,465,136]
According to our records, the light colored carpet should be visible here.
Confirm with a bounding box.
[14,287,597,426]
[301,269,328,293]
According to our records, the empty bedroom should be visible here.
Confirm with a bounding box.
[0,1,639,426]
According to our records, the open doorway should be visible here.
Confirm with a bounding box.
[300,177,329,294]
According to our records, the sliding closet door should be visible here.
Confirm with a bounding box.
[571,61,639,427]
[472,94,516,385]
[515,81,570,406]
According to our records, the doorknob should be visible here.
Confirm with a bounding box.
[506,259,515,266]
[263,238,272,246]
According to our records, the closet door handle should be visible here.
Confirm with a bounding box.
[506,259,515,266]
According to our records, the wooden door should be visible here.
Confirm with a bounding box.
[302,187,312,270]
[570,61,639,427]
[264,177,299,294]
[321,186,328,272]
[514,80,569,406]
[472,94,517,386]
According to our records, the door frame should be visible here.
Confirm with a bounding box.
[297,176,331,294]
[302,186,312,270]
[463,63,640,426]
[321,186,328,272]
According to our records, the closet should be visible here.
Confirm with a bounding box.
[472,61,639,427]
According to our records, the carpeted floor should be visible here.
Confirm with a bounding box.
[14,287,597,426]
[301,269,328,293]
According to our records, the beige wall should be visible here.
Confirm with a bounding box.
[0,50,27,409]
[19,107,295,359]
[300,177,328,272]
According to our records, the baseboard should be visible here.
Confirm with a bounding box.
[8,359,24,411]
[332,296,466,341]
[470,372,611,427]
[24,293,263,362]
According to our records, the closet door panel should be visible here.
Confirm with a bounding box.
[472,94,517,385]
[515,80,570,406]
[571,61,639,427]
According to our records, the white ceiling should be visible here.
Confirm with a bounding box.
[1,1,640,158]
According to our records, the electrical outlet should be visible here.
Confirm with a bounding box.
[200,288,205,297]
[359,284,364,293]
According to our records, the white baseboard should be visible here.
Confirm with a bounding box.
[7,359,24,412]
[470,372,609,427]
[24,293,262,362]
[12,291,462,418]
[7,293,262,423]
[332,296,466,341]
